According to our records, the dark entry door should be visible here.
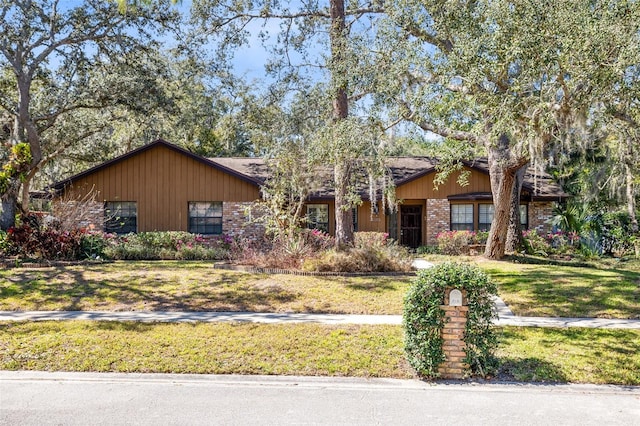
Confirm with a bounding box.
[400,205,422,248]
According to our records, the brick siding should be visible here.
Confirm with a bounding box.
[52,200,104,231]
[529,202,554,234]
[426,199,450,245]
[222,201,265,238]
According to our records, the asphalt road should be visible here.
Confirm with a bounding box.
[1,372,639,425]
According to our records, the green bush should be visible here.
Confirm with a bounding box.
[103,231,231,260]
[522,229,550,256]
[403,262,498,378]
[80,232,107,259]
[416,245,439,255]
[436,231,475,255]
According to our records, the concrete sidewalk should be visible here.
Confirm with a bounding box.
[1,308,639,329]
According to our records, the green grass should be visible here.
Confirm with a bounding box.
[421,254,640,319]
[0,321,410,378]
[0,261,410,314]
[479,260,640,319]
[497,326,640,385]
[3,257,640,319]
[1,321,638,385]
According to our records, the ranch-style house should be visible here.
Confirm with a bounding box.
[51,139,568,248]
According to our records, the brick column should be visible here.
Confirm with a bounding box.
[426,199,449,245]
[438,289,469,379]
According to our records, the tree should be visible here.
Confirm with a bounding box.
[0,0,178,229]
[191,0,389,247]
[377,0,640,258]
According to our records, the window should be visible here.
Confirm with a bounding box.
[352,207,358,232]
[188,202,223,235]
[105,201,137,234]
[478,204,494,231]
[450,204,473,231]
[307,204,329,233]
[520,204,528,229]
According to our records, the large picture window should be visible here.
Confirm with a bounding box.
[307,204,329,233]
[105,201,137,234]
[450,204,473,231]
[188,202,223,235]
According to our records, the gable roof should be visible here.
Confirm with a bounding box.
[51,139,262,193]
[51,139,568,201]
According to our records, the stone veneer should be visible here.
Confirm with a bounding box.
[529,202,554,234]
[222,201,265,238]
[426,199,450,245]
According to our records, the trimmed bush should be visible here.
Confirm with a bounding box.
[403,262,498,378]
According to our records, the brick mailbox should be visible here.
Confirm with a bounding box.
[438,288,469,379]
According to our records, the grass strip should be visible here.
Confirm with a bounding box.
[0,261,410,314]
[0,321,411,378]
[1,322,639,385]
[496,326,640,385]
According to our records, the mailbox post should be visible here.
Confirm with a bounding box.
[438,288,469,379]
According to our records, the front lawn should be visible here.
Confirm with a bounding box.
[479,260,640,319]
[422,254,640,319]
[0,261,410,314]
[1,321,638,385]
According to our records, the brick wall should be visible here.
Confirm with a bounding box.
[52,200,104,231]
[426,199,449,245]
[529,202,554,234]
[222,201,265,238]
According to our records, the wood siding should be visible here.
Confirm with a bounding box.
[358,168,492,243]
[356,201,386,233]
[395,167,492,199]
[62,144,260,232]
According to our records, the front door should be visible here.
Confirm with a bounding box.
[400,205,422,248]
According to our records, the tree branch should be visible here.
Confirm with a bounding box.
[399,99,479,143]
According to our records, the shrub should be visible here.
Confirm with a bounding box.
[403,262,498,378]
[103,231,232,260]
[416,245,439,255]
[522,229,550,256]
[5,220,86,260]
[436,230,475,255]
[302,242,413,273]
[354,232,389,248]
[80,231,108,259]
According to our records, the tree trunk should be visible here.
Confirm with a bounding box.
[334,162,354,247]
[0,190,18,231]
[625,163,638,234]
[329,0,353,248]
[505,164,528,253]
[484,135,529,260]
